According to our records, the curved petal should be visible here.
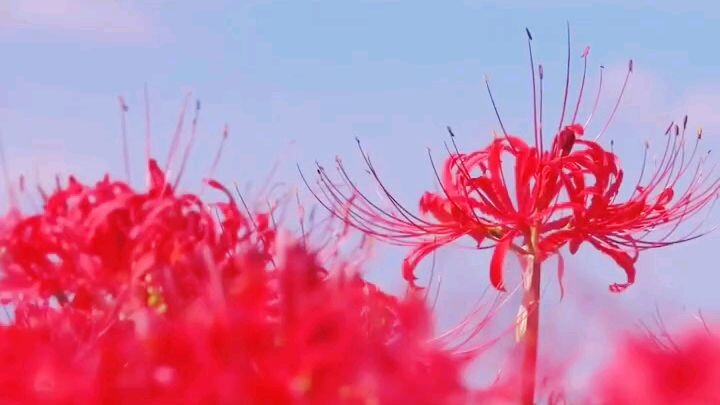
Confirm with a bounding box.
[489,234,514,292]
[569,237,583,254]
[538,230,574,257]
[589,239,637,293]
[401,236,458,288]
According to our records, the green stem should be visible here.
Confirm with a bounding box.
[520,256,542,405]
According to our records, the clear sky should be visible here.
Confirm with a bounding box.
[2,0,720,391]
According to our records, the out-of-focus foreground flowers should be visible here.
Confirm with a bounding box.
[594,325,720,404]
[0,153,471,403]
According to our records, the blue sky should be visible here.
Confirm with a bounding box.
[2,0,720,390]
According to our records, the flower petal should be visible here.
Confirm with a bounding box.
[490,234,514,292]
[589,239,637,293]
[402,238,455,288]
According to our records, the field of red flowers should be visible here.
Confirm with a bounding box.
[1,29,718,404]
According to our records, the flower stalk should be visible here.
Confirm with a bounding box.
[510,227,542,404]
[519,251,542,404]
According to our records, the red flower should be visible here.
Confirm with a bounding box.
[542,118,718,292]
[306,39,717,295]
[0,232,471,404]
[595,326,720,404]
[303,31,718,403]
[0,159,269,315]
[0,97,473,403]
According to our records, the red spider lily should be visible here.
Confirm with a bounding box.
[0,97,475,403]
[0,228,470,404]
[0,159,275,316]
[0,96,274,315]
[540,117,719,293]
[304,31,718,295]
[595,326,720,404]
[304,27,719,404]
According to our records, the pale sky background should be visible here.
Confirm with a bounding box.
[2,0,720,395]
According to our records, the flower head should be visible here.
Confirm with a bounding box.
[0,98,473,403]
[306,31,719,294]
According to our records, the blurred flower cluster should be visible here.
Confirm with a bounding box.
[0,158,471,404]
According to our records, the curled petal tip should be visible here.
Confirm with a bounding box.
[408,283,424,292]
[608,282,631,293]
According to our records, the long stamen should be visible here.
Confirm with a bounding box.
[629,141,650,199]
[538,64,544,152]
[584,65,605,128]
[325,162,397,226]
[557,22,572,131]
[437,133,495,226]
[355,139,436,227]
[174,100,202,189]
[315,159,428,239]
[642,123,679,196]
[0,133,17,209]
[164,93,192,174]
[668,117,700,189]
[446,130,506,224]
[595,60,633,141]
[526,28,540,152]
[118,96,132,183]
[571,47,590,124]
[331,159,428,234]
[316,164,427,240]
[295,190,308,247]
[443,149,493,224]
[201,124,229,195]
[641,122,676,194]
[233,183,277,269]
[662,119,690,191]
[484,76,516,152]
[423,243,439,302]
[144,83,152,165]
[427,147,475,223]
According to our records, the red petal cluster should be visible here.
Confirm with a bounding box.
[309,51,718,294]
[0,159,266,313]
[595,327,720,404]
[0,161,470,403]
